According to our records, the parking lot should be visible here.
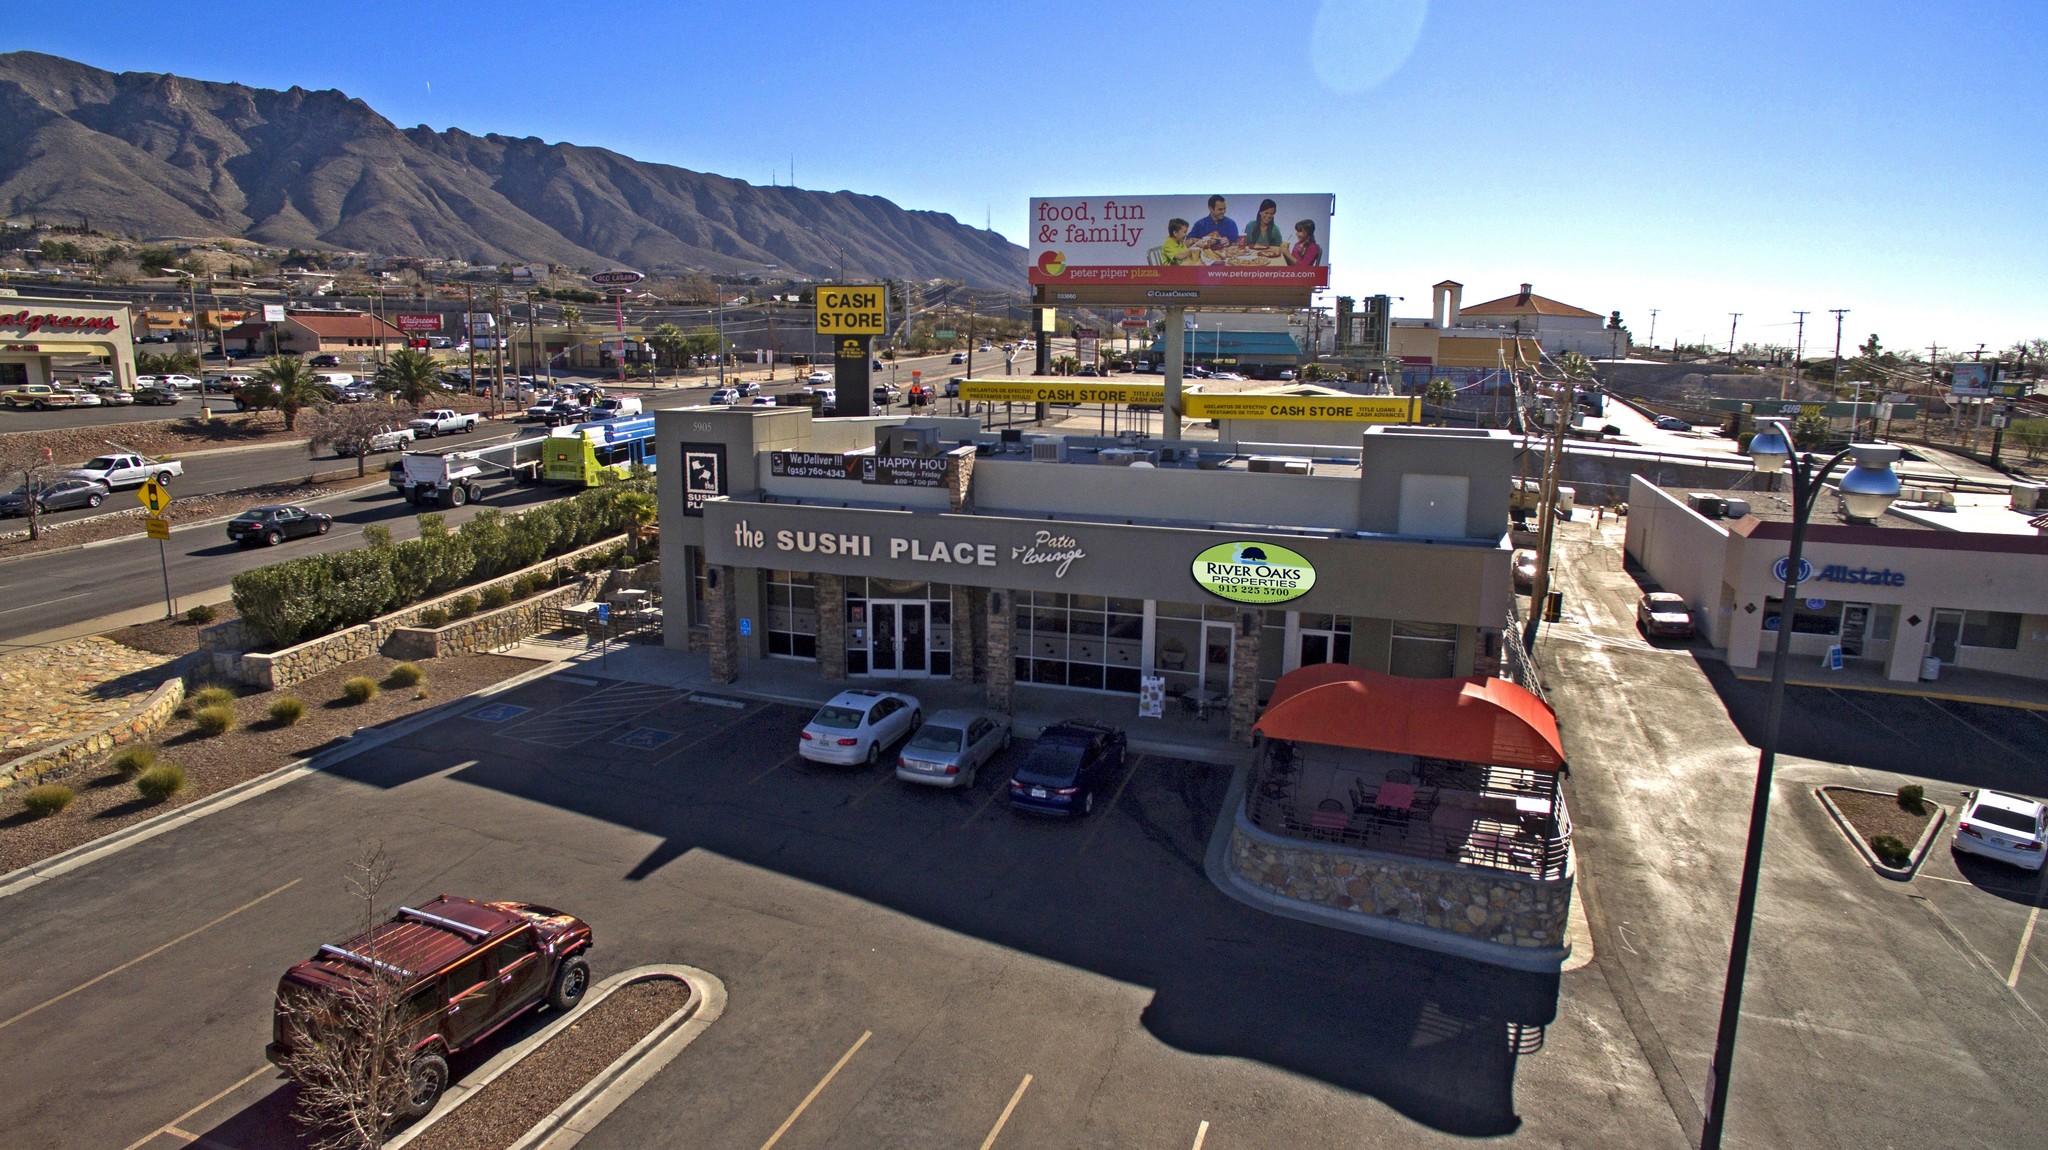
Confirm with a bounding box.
[0,668,1686,1150]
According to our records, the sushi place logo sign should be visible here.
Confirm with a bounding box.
[1192,541,1317,605]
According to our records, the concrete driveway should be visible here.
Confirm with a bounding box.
[0,668,1681,1150]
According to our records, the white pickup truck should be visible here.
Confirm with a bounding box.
[408,409,480,437]
[68,452,183,488]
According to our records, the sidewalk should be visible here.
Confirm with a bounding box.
[1732,650,2048,711]
[501,636,1255,766]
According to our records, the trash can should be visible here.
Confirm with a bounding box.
[1921,656,1941,681]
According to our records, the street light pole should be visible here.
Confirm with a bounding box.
[1701,424,1900,1149]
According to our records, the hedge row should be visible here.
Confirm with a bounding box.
[231,485,647,647]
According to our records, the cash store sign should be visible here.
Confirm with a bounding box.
[1192,541,1317,604]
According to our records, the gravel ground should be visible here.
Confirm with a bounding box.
[1826,786,1936,851]
[0,472,388,557]
[0,410,301,465]
[0,651,538,875]
[405,978,694,1150]
[106,603,241,658]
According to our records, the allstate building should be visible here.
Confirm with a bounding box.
[655,407,1518,742]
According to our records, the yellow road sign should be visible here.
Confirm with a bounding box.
[814,285,888,336]
[144,515,170,540]
[137,478,171,514]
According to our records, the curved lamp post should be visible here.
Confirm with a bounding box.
[1700,419,1900,1148]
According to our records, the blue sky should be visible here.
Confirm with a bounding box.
[15,0,2046,355]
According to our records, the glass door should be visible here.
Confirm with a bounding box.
[868,601,931,677]
[872,603,898,673]
[1200,621,1234,702]
[899,603,927,674]
[1927,609,1964,664]
[1839,604,1870,658]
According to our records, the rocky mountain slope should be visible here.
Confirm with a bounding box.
[0,51,1024,288]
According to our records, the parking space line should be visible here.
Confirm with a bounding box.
[749,753,801,785]
[3,879,300,1033]
[758,1029,871,1150]
[1078,754,1146,855]
[848,765,900,809]
[978,1073,1033,1150]
[2008,868,2048,988]
[1192,1119,1212,1149]
[119,1065,272,1150]
[1920,697,2025,756]
[649,706,767,770]
[962,779,1009,827]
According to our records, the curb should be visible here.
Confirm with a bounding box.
[0,656,569,901]
[1728,667,2048,713]
[0,472,391,566]
[385,964,727,1150]
[1814,786,1950,881]
[1199,763,1572,973]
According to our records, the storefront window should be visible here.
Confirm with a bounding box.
[1962,610,2022,650]
[762,570,817,660]
[1389,620,1457,678]
[1762,599,1842,636]
[1297,613,1353,667]
[1013,590,1143,693]
[687,547,709,629]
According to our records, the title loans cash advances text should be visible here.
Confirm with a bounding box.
[1193,541,1318,604]
[815,286,888,336]
[1028,194,1332,290]
[730,521,1087,578]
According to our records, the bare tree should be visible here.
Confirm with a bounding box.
[0,444,59,541]
[275,845,432,1150]
[303,405,413,478]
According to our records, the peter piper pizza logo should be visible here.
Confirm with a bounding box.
[1036,250,1066,277]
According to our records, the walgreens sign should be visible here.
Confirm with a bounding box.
[0,310,118,334]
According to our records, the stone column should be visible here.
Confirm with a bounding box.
[985,589,1015,712]
[705,565,740,684]
[1228,610,1263,745]
[952,586,980,683]
[947,452,976,513]
[815,574,847,681]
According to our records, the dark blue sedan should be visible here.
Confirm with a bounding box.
[1006,721,1127,817]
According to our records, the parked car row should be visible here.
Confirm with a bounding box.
[797,689,1128,817]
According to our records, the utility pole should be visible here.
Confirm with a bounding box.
[1830,308,1850,436]
[465,283,478,407]
[1788,311,1809,402]
[1647,308,1659,351]
[1521,374,1573,655]
[1727,314,1742,361]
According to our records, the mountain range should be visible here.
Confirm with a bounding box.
[0,51,1025,289]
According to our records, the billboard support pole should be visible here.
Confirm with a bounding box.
[1163,306,1187,442]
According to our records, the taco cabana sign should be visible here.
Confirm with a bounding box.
[1192,541,1317,604]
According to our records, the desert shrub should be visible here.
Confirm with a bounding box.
[185,604,218,625]
[386,662,424,688]
[341,676,379,704]
[135,765,186,803]
[416,606,450,628]
[1869,834,1911,868]
[269,696,306,726]
[480,585,513,609]
[616,553,640,569]
[22,784,75,818]
[110,746,156,778]
[191,705,235,737]
[1897,784,1926,815]
[189,685,237,711]
[447,593,480,620]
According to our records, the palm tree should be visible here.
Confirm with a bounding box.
[255,354,327,431]
[559,305,582,370]
[376,347,445,410]
[649,323,686,376]
[1423,376,1457,424]
[616,490,658,557]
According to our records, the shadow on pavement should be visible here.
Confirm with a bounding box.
[321,686,1560,1138]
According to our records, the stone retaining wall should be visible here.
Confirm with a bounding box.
[0,674,186,791]
[215,536,631,690]
[382,576,605,661]
[1228,812,1572,951]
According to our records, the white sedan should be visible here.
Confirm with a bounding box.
[1954,790,2047,871]
[799,690,922,767]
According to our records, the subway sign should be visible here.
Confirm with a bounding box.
[815,285,888,335]
[1192,541,1317,604]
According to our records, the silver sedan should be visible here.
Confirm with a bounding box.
[896,709,1012,788]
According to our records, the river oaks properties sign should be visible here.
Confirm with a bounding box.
[1192,541,1317,604]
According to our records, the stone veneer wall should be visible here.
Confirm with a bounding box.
[952,586,980,683]
[1227,611,1261,745]
[704,565,739,683]
[984,590,1015,712]
[1228,813,1572,951]
[381,576,608,661]
[221,535,631,690]
[815,575,847,682]
[0,673,186,791]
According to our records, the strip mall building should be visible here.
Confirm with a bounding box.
[0,294,137,390]
[656,406,1516,741]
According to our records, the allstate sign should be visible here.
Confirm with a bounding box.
[1774,555,1906,588]
[1772,556,1814,585]
[1193,541,1317,604]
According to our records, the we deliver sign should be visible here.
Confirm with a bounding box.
[815,286,887,336]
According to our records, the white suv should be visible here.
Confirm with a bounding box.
[799,690,922,767]
[1954,790,2047,871]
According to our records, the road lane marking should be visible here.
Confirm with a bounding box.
[1079,754,1146,855]
[1,878,301,1033]
[120,1065,273,1150]
[0,590,93,617]
[1192,1119,1212,1149]
[758,1029,871,1150]
[978,1073,1033,1150]
[2009,868,2048,988]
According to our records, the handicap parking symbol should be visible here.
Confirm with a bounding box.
[612,727,679,751]
[467,702,531,723]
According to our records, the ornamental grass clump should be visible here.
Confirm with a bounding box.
[269,696,306,726]
[189,685,237,712]
[110,746,156,778]
[342,677,379,705]
[192,705,236,737]
[1870,834,1911,868]
[22,784,75,818]
[135,765,186,803]
[386,662,424,688]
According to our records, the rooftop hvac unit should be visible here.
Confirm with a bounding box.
[1099,448,1157,467]
[1000,428,1025,445]
[2012,483,2047,512]
[1246,454,1312,475]
[1687,493,1727,519]
[877,424,941,457]
[1030,439,1068,463]
[1720,497,1751,518]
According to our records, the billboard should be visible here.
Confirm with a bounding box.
[1183,393,1419,423]
[815,286,888,335]
[1029,194,1332,304]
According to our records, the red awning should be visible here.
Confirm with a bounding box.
[1254,664,1567,773]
